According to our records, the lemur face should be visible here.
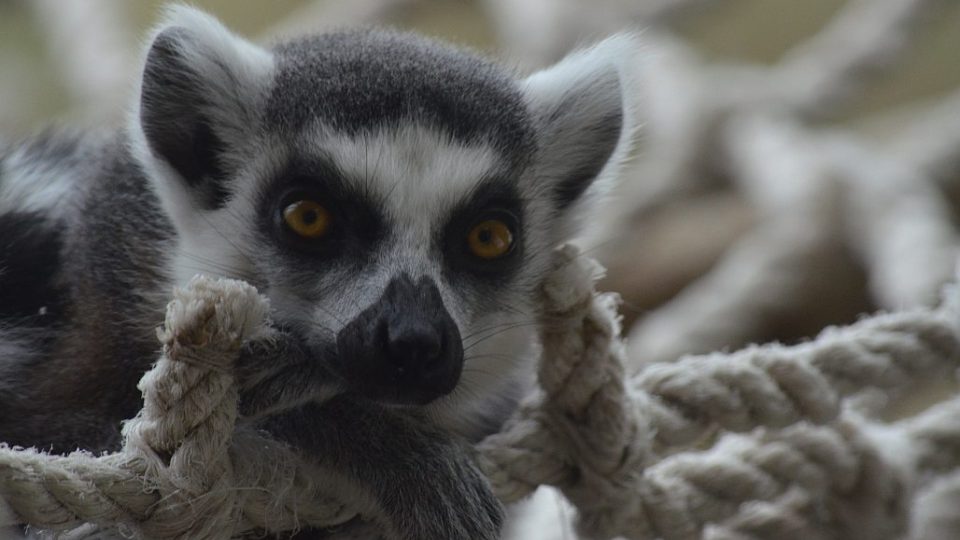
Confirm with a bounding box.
[249,125,533,406]
[133,7,637,421]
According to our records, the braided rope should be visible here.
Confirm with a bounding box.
[1,246,959,539]
[476,246,960,539]
[634,303,960,449]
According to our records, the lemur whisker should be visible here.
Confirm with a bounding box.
[460,319,537,343]
[462,354,516,371]
[178,252,260,282]
[464,317,574,346]
[462,322,550,352]
[196,212,263,274]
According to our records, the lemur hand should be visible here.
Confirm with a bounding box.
[262,397,504,540]
[235,328,342,419]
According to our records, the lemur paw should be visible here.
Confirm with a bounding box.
[260,399,505,540]
[235,330,342,420]
[380,440,504,540]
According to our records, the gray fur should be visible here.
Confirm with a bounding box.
[0,136,173,454]
[266,29,535,168]
[0,5,638,539]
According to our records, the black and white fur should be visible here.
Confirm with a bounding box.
[0,6,638,539]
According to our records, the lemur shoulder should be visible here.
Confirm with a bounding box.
[0,6,638,539]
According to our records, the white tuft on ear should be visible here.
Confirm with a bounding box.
[152,4,274,81]
[522,33,642,237]
[129,4,274,221]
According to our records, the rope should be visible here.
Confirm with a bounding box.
[1,277,352,539]
[477,246,960,539]
[2,246,960,539]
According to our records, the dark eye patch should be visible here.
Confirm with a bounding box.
[258,156,386,266]
[440,178,524,282]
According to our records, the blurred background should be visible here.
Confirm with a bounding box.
[2,0,960,397]
[1,0,958,132]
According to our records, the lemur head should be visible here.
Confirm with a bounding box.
[131,6,638,431]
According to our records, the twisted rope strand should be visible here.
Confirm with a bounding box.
[633,304,960,450]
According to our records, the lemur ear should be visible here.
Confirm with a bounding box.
[522,34,640,223]
[136,6,273,210]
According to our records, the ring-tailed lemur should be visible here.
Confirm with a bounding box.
[0,5,638,539]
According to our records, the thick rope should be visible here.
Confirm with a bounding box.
[476,246,960,539]
[633,301,960,449]
[0,277,352,538]
[2,246,960,539]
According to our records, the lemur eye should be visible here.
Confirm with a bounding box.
[467,219,514,259]
[283,200,330,239]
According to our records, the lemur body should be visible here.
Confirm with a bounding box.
[0,7,636,538]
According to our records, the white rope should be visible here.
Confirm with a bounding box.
[478,247,960,540]
[0,277,352,539]
[3,246,960,539]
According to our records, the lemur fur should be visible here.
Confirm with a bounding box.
[0,6,639,539]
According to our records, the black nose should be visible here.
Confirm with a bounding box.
[386,317,443,372]
[335,274,463,405]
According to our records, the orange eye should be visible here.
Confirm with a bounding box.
[467,219,514,259]
[283,200,330,239]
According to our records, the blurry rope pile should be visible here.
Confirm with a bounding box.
[565,0,960,365]
[3,245,960,539]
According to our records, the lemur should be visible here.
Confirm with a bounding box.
[0,6,637,539]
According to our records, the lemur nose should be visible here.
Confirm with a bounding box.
[386,319,443,371]
[335,273,464,405]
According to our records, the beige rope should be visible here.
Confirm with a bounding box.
[3,246,960,539]
[1,277,351,539]
[477,247,960,539]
